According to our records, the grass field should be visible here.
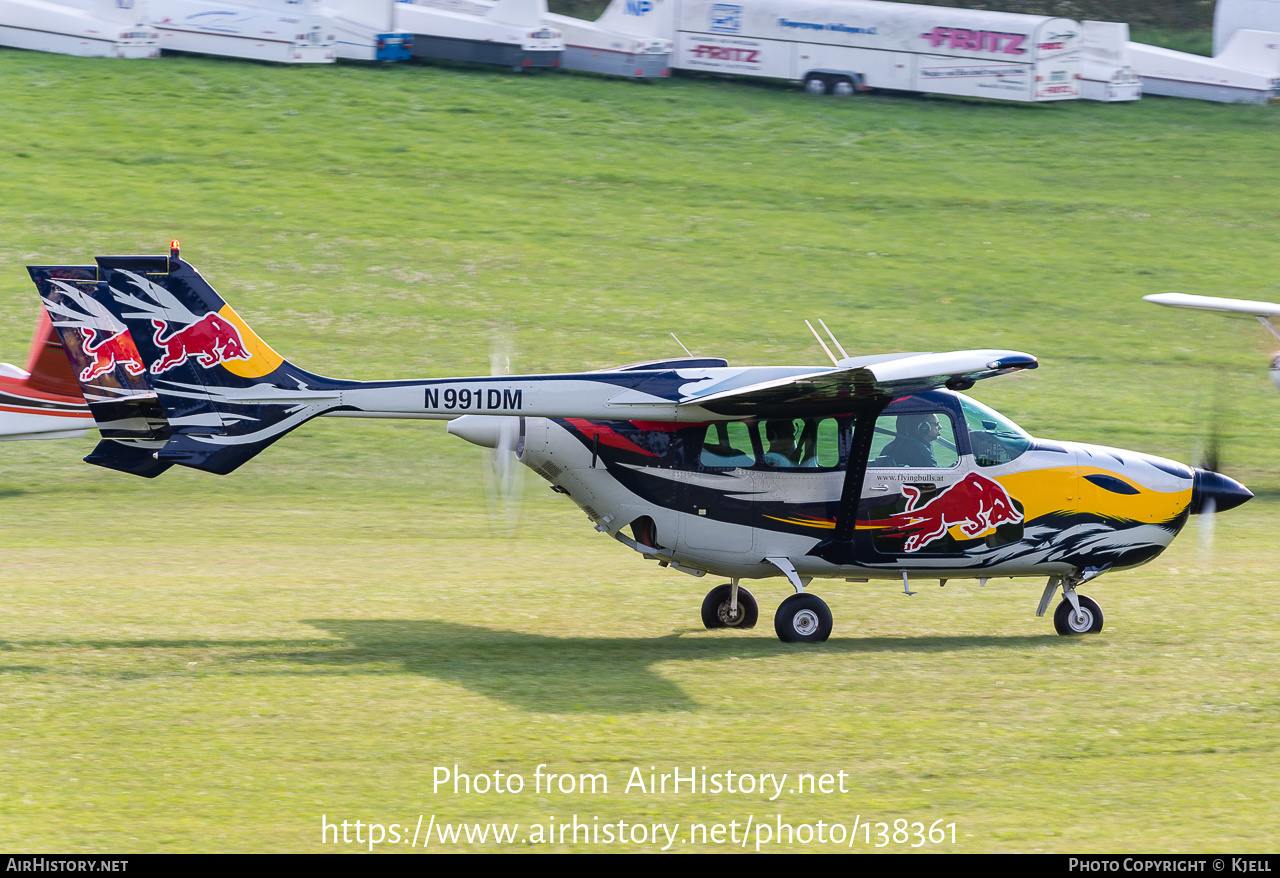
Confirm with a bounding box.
[1,49,1278,853]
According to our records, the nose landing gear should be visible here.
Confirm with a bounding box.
[1053,593,1104,635]
[1039,573,1106,635]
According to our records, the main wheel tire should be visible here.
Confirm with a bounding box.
[1053,595,1104,635]
[804,75,829,95]
[701,584,759,629]
[774,593,833,643]
[831,77,855,96]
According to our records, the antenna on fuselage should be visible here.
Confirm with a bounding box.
[670,333,695,357]
[819,319,849,360]
[806,320,839,366]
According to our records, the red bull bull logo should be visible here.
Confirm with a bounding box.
[79,329,145,382]
[879,473,1023,552]
[150,313,251,375]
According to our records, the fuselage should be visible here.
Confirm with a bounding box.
[455,389,1248,585]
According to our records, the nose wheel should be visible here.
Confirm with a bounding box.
[701,583,759,629]
[1053,594,1104,635]
[774,593,833,643]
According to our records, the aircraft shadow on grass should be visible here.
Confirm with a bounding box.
[2,625,1065,714]
[292,620,1058,714]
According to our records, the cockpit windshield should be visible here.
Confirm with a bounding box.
[958,396,1032,467]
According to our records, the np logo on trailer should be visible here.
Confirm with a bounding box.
[625,0,652,16]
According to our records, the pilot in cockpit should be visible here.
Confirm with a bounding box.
[880,413,941,468]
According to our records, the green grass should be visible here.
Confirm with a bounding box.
[0,50,1278,852]
[1129,27,1215,55]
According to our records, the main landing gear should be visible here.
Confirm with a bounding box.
[774,593,833,643]
[701,582,759,629]
[700,580,833,643]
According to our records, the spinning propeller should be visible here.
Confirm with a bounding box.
[1190,384,1251,565]
[483,339,524,531]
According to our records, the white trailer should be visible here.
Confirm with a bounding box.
[316,0,411,61]
[1080,20,1141,101]
[1215,0,1280,54]
[411,0,669,77]
[546,0,672,78]
[672,0,1081,102]
[394,0,562,70]
[0,0,159,58]
[1127,28,1280,103]
[149,0,335,63]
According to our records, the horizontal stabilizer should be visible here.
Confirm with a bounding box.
[84,439,173,479]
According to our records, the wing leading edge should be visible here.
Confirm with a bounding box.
[1144,293,1280,347]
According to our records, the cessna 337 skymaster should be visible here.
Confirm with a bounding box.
[1144,293,1280,391]
[29,245,1253,642]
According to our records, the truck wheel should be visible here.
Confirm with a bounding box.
[832,78,855,96]
[804,75,829,95]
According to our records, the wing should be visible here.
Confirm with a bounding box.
[679,350,1038,417]
[1144,293,1280,345]
[1143,293,1280,318]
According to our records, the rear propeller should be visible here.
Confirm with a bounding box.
[482,339,525,532]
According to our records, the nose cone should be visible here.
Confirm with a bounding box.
[447,415,522,451]
[447,414,501,448]
[1190,469,1253,514]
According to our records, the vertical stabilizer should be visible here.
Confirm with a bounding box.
[29,264,174,477]
[1215,28,1280,73]
[89,248,346,475]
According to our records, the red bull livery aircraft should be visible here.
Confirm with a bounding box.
[29,245,1253,643]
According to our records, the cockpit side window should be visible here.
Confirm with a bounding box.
[700,422,756,468]
[958,396,1032,467]
[866,411,960,469]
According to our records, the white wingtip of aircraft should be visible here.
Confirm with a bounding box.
[1143,292,1280,318]
[1144,292,1280,389]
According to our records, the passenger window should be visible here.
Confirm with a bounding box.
[810,418,841,468]
[700,422,755,468]
[866,412,959,468]
[762,418,841,469]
